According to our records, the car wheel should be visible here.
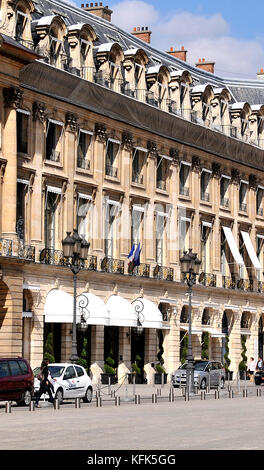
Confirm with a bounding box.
[83,386,93,403]
[220,378,225,389]
[55,389,63,405]
[200,378,206,390]
[17,389,32,407]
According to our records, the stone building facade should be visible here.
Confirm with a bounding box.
[1,0,264,382]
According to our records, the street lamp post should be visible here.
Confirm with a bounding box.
[62,229,90,363]
[180,249,201,394]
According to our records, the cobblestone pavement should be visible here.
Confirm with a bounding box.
[0,381,263,450]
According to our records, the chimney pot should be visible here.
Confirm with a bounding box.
[170,47,173,52]
[261,68,264,73]
[132,25,152,43]
[95,2,98,5]
[81,3,84,7]
[181,46,184,51]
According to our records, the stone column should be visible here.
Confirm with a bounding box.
[163,306,180,375]
[2,87,23,239]
[90,324,104,368]
[120,132,133,259]
[93,123,107,255]
[229,310,242,377]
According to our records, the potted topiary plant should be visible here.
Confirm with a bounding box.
[154,331,168,384]
[128,355,144,384]
[44,332,55,363]
[239,334,248,380]
[223,335,233,380]
[101,349,117,384]
[201,332,209,360]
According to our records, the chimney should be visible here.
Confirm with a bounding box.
[166,46,187,62]
[195,58,215,74]
[81,3,113,22]
[132,26,152,44]
[257,68,264,80]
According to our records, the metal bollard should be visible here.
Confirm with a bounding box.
[229,390,234,399]
[215,390,220,400]
[185,391,189,401]
[75,398,81,408]
[242,389,248,398]
[157,388,161,396]
[201,391,206,400]
[5,402,11,413]
[182,386,186,396]
[96,396,102,407]
[53,399,60,410]
[152,394,157,404]
[135,394,140,405]
[29,401,35,411]
[169,389,174,402]
[115,396,120,406]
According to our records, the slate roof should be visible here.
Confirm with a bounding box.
[30,0,264,107]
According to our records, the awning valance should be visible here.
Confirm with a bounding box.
[133,298,163,329]
[44,289,77,323]
[180,326,202,335]
[106,295,138,327]
[222,226,244,266]
[201,326,226,338]
[77,293,109,326]
[240,231,261,269]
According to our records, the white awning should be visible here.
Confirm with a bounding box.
[77,293,109,326]
[44,289,78,323]
[132,298,163,329]
[222,226,244,266]
[180,325,202,335]
[240,231,261,269]
[201,326,226,338]
[106,295,137,327]
[46,185,62,195]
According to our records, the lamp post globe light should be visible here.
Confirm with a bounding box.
[180,249,201,394]
[62,230,90,363]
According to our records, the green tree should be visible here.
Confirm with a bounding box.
[104,348,115,374]
[132,354,141,374]
[201,332,209,359]
[223,335,231,372]
[239,334,248,373]
[181,335,188,364]
[77,337,88,371]
[44,332,55,363]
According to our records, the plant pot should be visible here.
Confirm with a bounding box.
[154,373,168,385]
[101,373,116,385]
[127,373,144,384]
[225,371,233,381]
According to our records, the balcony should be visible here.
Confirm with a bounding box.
[15,37,35,51]
[201,192,210,202]
[221,125,237,138]
[132,171,144,185]
[120,82,135,98]
[223,276,254,292]
[223,276,236,289]
[130,263,150,278]
[258,281,264,293]
[105,164,118,178]
[46,149,60,163]
[179,186,190,197]
[199,273,216,287]
[101,257,124,274]
[153,265,174,281]
[220,197,230,208]
[77,156,91,170]
[146,91,159,108]
[39,249,97,270]
[156,179,166,191]
[0,238,35,261]
[239,202,247,212]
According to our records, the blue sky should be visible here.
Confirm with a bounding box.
[73,0,264,78]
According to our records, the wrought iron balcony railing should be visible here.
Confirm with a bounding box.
[220,197,230,208]
[179,186,190,196]
[15,37,35,50]
[257,207,263,216]
[153,265,174,281]
[0,238,35,261]
[130,263,150,278]
[239,202,247,212]
[201,192,210,202]
[77,156,91,170]
[156,179,166,191]
[101,257,124,274]
[237,278,254,292]
[258,281,264,293]
[132,171,144,184]
[105,164,118,178]
[199,273,216,287]
[223,276,237,289]
[39,248,97,270]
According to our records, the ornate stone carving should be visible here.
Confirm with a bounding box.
[212,162,221,179]
[147,140,157,157]
[94,122,107,142]
[3,87,23,109]
[192,155,201,172]
[231,168,240,185]
[170,148,179,165]
[33,101,46,123]
[122,131,133,150]
[65,112,78,132]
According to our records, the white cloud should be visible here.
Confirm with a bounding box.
[110,0,264,78]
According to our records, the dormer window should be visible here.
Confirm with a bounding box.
[50,35,63,68]
[15,10,28,42]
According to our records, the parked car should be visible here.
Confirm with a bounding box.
[254,368,264,385]
[0,357,34,405]
[33,363,93,404]
[171,360,225,389]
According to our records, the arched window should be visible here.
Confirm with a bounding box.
[241,312,249,329]
[202,309,210,325]
[14,0,34,48]
[180,305,189,323]
[222,311,229,334]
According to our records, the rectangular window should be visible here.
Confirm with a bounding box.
[46,120,63,162]
[16,182,26,240]
[220,176,230,208]
[156,213,167,265]
[45,191,59,249]
[239,181,248,212]
[132,206,144,246]
[15,11,27,40]
[17,110,29,154]
[105,139,120,177]
[105,201,119,258]
[156,156,167,191]
[201,169,211,202]
[179,217,191,256]
[77,130,92,170]
[201,223,211,273]
[179,163,190,196]
[77,196,91,239]
[257,186,264,216]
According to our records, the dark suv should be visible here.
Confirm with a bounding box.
[0,358,34,405]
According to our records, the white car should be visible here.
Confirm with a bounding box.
[33,363,93,404]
